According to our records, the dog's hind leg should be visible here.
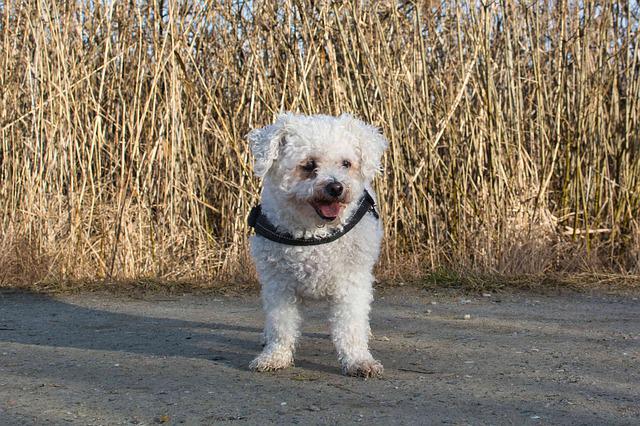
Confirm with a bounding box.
[249,286,301,372]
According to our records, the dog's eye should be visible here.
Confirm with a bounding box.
[342,160,352,169]
[301,160,316,172]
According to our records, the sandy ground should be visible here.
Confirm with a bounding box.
[0,287,639,425]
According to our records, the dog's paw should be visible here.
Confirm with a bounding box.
[249,351,294,372]
[342,359,384,378]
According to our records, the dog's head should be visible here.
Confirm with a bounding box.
[248,113,387,227]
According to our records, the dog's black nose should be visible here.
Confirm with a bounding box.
[326,182,344,198]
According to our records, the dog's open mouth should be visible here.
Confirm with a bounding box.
[310,200,343,221]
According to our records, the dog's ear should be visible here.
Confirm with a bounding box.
[247,114,289,178]
[339,113,388,181]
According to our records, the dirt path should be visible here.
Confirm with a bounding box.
[1,288,639,425]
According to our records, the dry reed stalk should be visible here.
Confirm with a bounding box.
[0,1,638,289]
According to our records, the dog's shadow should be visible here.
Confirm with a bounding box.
[0,291,340,375]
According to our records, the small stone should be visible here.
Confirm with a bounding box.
[463,314,471,320]
[155,415,170,423]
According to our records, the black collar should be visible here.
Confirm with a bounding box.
[248,190,379,246]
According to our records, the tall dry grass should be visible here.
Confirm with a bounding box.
[1,0,639,288]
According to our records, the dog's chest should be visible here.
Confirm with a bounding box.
[251,219,381,298]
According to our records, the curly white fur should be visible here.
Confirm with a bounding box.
[247,113,387,378]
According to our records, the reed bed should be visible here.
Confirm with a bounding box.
[1,0,639,289]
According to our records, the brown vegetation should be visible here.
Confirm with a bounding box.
[1,1,639,289]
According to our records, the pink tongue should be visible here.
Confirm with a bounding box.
[318,202,341,218]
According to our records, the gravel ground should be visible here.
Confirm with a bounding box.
[0,287,639,425]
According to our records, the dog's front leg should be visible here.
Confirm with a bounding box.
[249,286,300,372]
[330,285,383,378]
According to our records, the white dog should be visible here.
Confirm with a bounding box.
[247,113,387,377]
